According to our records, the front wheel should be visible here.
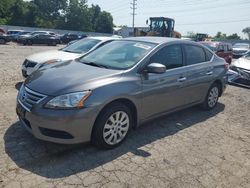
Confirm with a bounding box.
[201,83,220,110]
[92,103,132,149]
[27,40,32,45]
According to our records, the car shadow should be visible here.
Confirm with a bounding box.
[15,82,23,91]
[4,103,225,178]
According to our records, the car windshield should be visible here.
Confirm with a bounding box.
[233,43,249,49]
[201,43,216,51]
[79,40,157,70]
[62,38,101,54]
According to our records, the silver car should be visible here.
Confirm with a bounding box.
[16,37,228,149]
[21,36,118,77]
[232,43,250,58]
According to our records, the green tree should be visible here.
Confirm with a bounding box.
[226,33,241,40]
[89,4,101,31]
[0,0,114,33]
[62,0,92,31]
[215,31,222,38]
[242,27,250,40]
[32,0,67,28]
[95,11,113,33]
[0,0,14,24]
[8,0,29,26]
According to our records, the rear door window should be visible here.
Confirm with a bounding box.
[150,44,183,69]
[184,45,206,65]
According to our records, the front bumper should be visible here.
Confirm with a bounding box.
[16,100,99,144]
[233,52,248,59]
[227,69,250,89]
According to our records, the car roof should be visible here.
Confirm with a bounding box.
[8,30,23,32]
[122,36,200,46]
[88,36,120,41]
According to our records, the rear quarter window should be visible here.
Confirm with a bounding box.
[204,48,213,61]
[184,45,206,65]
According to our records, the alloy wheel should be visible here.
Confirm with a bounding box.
[103,111,129,145]
[208,86,219,108]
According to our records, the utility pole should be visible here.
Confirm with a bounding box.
[131,0,137,35]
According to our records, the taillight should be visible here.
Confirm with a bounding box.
[224,63,229,70]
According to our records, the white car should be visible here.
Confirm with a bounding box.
[232,43,250,58]
[21,36,118,77]
[228,52,250,88]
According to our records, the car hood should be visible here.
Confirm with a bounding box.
[26,50,82,64]
[25,60,124,96]
[232,57,250,70]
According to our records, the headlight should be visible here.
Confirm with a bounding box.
[45,91,92,109]
[37,59,62,69]
[44,59,62,65]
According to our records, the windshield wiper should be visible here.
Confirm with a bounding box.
[83,62,109,69]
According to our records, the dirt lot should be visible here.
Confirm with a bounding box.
[0,43,250,188]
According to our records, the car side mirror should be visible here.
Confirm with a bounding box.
[145,63,166,74]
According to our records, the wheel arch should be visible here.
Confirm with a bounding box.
[91,98,138,140]
[213,79,223,97]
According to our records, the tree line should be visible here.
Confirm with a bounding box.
[186,27,250,40]
[0,0,114,33]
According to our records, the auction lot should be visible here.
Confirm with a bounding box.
[0,43,250,188]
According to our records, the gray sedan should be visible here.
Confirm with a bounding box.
[16,37,228,149]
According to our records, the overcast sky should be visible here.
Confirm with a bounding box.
[87,0,250,38]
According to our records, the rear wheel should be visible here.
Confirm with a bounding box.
[0,38,6,44]
[92,102,132,149]
[201,83,220,110]
[27,40,32,45]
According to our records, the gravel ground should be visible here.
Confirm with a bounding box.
[0,43,250,188]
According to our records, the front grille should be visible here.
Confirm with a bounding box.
[23,59,37,68]
[18,86,46,111]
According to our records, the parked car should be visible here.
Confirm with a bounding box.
[232,43,250,58]
[17,33,58,46]
[16,37,228,149]
[0,28,5,34]
[17,31,59,42]
[11,31,31,42]
[60,33,79,44]
[21,37,118,77]
[200,41,233,64]
[7,30,23,35]
[228,51,250,88]
[7,30,23,41]
[0,33,11,44]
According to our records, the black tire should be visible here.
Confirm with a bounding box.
[51,41,57,46]
[0,38,6,44]
[201,83,220,110]
[27,40,32,45]
[92,102,132,149]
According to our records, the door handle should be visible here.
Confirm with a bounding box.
[177,77,187,82]
[206,71,213,75]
